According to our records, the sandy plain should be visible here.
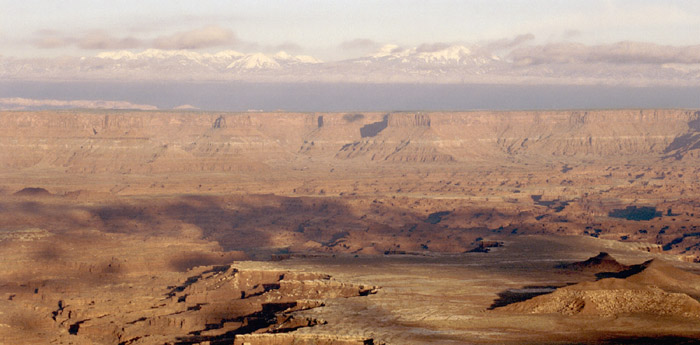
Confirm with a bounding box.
[1,109,700,344]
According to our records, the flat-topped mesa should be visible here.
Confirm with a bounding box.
[0,110,318,139]
[1,109,698,173]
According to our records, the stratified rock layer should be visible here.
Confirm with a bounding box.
[1,109,699,173]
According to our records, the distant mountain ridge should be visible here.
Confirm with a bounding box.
[96,49,322,70]
[2,44,699,85]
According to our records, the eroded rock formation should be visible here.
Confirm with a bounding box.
[2,260,377,344]
[499,254,700,318]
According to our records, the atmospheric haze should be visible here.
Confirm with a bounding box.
[2,81,700,112]
[2,1,700,344]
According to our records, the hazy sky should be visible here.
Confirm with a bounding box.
[3,0,699,60]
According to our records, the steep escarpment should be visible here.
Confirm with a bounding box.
[429,109,698,158]
[1,109,697,173]
[664,115,700,160]
[334,113,455,162]
[0,111,317,173]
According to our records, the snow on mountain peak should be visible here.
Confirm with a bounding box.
[274,51,293,60]
[372,44,404,58]
[295,55,322,64]
[274,51,322,64]
[4,42,696,85]
[226,53,280,70]
[212,50,244,59]
[97,49,205,61]
[364,44,497,66]
[95,49,320,69]
[414,45,472,64]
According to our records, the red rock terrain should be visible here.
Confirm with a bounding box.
[1,109,699,258]
[0,228,377,344]
[499,253,700,318]
[1,109,700,343]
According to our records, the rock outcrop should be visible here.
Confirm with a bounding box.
[499,254,700,318]
[558,252,630,273]
[6,262,377,345]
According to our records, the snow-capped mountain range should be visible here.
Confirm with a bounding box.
[368,44,497,65]
[1,43,699,86]
[91,44,492,71]
[95,49,322,70]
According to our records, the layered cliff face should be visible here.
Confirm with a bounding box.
[429,109,699,158]
[0,111,317,173]
[1,109,698,173]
